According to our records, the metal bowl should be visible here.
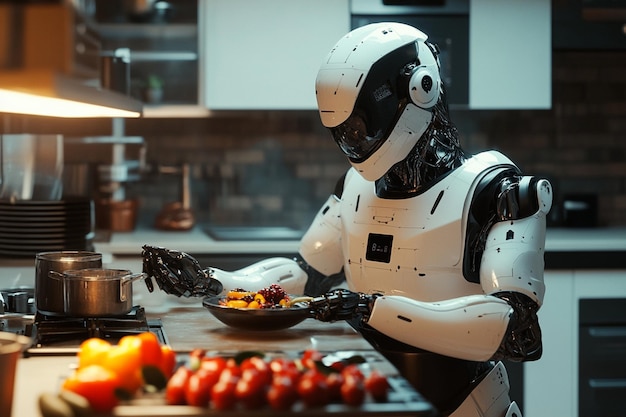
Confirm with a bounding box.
[202,295,311,331]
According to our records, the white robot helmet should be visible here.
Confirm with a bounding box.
[316,22,442,181]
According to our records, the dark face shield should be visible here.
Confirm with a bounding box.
[330,42,419,163]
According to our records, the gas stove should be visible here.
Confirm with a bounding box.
[30,306,167,354]
[1,304,167,356]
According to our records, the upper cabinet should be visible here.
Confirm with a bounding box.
[200,0,350,110]
[469,0,551,109]
[340,0,552,111]
[93,0,206,117]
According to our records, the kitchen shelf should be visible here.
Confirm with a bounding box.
[95,23,197,39]
[141,104,210,118]
[129,51,197,62]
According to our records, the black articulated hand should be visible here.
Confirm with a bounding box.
[141,245,223,297]
[309,289,379,322]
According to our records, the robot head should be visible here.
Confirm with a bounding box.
[316,22,442,181]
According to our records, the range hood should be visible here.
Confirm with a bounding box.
[0,2,142,118]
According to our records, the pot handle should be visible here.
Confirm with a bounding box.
[48,271,64,280]
[120,272,147,302]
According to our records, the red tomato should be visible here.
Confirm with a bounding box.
[297,369,330,407]
[301,349,323,370]
[269,357,299,374]
[240,356,272,386]
[200,356,227,374]
[273,366,302,386]
[341,364,365,381]
[185,368,215,407]
[218,363,242,383]
[235,368,269,409]
[165,366,192,405]
[329,360,346,372]
[62,364,121,413]
[341,373,366,407]
[365,370,390,402]
[326,371,345,402]
[267,374,299,411]
[211,378,238,410]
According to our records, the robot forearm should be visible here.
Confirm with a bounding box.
[366,294,513,362]
[208,257,308,296]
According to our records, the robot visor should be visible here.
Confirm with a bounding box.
[330,41,419,162]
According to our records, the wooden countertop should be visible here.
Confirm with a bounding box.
[150,306,374,354]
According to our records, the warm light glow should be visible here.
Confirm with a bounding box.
[0,89,140,118]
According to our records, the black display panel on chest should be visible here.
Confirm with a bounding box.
[365,233,393,263]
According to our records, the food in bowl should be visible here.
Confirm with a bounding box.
[221,284,304,309]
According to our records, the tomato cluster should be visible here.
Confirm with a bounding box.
[165,348,390,411]
[60,332,176,413]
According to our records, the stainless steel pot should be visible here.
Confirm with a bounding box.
[35,251,103,315]
[50,268,146,317]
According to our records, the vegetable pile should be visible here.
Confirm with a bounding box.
[39,332,176,415]
[38,332,391,415]
[166,348,390,411]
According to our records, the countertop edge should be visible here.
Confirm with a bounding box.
[94,227,626,256]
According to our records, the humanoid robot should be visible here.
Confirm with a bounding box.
[142,22,552,417]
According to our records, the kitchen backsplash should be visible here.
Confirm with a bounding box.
[1,50,625,229]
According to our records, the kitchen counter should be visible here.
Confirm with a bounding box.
[93,227,302,256]
[0,226,624,292]
[92,226,626,256]
[11,307,436,417]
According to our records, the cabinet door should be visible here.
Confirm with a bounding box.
[524,270,576,417]
[200,0,349,110]
[469,0,551,109]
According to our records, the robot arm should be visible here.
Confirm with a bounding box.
[142,245,308,297]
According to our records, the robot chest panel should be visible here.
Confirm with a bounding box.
[339,184,470,297]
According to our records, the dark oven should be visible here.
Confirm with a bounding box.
[579,298,626,417]
[350,0,469,108]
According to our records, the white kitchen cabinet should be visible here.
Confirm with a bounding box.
[469,0,551,109]
[199,0,350,110]
[524,269,626,417]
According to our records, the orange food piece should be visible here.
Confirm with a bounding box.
[62,364,121,413]
[227,290,253,300]
[226,299,249,308]
[160,344,177,379]
[77,337,112,369]
[138,331,163,368]
[101,335,143,395]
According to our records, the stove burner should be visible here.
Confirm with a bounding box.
[26,306,167,354]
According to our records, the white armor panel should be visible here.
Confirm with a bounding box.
[338,151,518,301]
[299,195,344,276]
[210,257,308,296]
[449,361,522,417]
[480,178,552,307]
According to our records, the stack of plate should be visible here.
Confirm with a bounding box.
[0,197,94,257]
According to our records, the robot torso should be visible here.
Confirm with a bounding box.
[307,150,519,302]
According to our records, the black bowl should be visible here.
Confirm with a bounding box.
[202,295,311,331]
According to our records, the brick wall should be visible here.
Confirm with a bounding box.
[2,50,625,229]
